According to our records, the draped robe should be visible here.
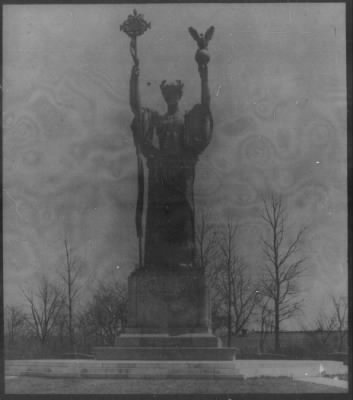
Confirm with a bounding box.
[131,104,212,269]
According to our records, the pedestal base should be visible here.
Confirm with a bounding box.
[94,346,237,360]
[126,267,209,334]
[93,267,239,362]
[115,333,220,347]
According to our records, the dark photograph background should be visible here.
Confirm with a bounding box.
[2,2,348,394]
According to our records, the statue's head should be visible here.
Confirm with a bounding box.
[160,80,184,105]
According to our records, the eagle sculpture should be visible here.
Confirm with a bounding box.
[188,26,215,50]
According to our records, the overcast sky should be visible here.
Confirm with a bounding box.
[3,4,347,329]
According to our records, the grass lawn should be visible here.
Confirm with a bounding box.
[5,376,347,394]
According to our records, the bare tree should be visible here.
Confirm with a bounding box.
[195,208,220,326]
[23,274,64,345]
[53,307,68,346]
[331,295,348,351]
[220,221,237,347]
[214,221,259,346]
[195,208,219,273]
[83,279,128,346]
[5,304,28,345]
[256,295,274,353]
[76,311,93,347]
[57,239,85,350]
[304,295,348,352]
[260,194,307,353]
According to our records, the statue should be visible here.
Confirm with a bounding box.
[121,10,214,270]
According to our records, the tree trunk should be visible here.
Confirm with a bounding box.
[274,300,280,353]
[227,262,232,347]
[69,302,74,350]
[259,318,266,353]
[227,303,232,347]
[338,331,346,352]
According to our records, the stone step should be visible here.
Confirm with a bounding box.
[5,360,347,380]
[93,347,237,361]
[115,334,219,348]
[6,360,242,379]
[225,360,348,378]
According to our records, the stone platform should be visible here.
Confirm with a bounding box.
[5,360,347,380]
[115,333,220,347]
[93,346,237,361]
[5,360,242,379]
[93,267,239,361]
[93,333,237,360]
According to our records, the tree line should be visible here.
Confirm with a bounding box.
[4,194,347,356]
[195,194,347,353]
[5,240,128,356]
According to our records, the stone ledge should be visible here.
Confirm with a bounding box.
[115,333,219,348]
[5,360,348,385]
[5,360,242,380]
[93,347,237,361]
[5,360,347,380]
[294,376,348,389]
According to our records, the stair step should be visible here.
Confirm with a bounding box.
[93,347,237,361]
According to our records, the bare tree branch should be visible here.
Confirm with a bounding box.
[57,239,85,350]
[210,219,259,342]
[80,278,128,346]
[259,194,307,353]
[23,274,64,344]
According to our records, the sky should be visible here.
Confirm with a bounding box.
[3,4,347,329]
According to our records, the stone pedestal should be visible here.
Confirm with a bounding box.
[126,267,209,334]
[94,332,239,361]
[93,267,239,362]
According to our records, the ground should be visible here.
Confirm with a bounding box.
[5,376,347,394]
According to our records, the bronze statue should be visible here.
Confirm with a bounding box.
[121,10,214,269]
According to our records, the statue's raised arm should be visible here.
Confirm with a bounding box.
[186,25,214,153]
[129,46,141,116]
[121,10,151,116]
[121,10,151,268]
[189,26,214,108]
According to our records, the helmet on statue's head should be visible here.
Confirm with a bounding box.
[160,80,184,105]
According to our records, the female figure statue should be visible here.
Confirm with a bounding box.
[129,26,214,269]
